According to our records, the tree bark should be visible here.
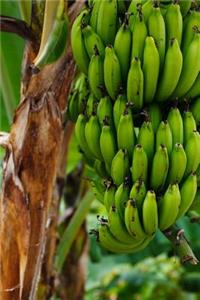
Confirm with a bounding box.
[0,1,85,299]
[37,121,75,299]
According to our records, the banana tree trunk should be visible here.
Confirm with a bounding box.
[0,1,85,299]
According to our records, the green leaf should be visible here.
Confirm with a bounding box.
[55,191,94,272]
[18,0,32,25]
[0,48,16,123]
[33,0,68,69]
[0,1,25,130]
[66,133,82,174]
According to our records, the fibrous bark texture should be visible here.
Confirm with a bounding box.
[0,1,85,299]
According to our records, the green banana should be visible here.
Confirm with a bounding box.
[150,145,169,191]
[82,24,105,58]
[75,71,89,92]
[114,18,132,84]
[108,206,135,244]
[117,108,135,160]
[104,183,116,212]
[181,10,200,56]
[97,223,123,253]
[191,98,200,126]
[177,173,197,219]
[85,114,102,160]
[90,0,101,31]
[179,0,192,17]
[125,199,146,239]
[167,107,184,145]
[142,190,158,235]
[76,73,90,112]
[75,114,95,159]
[128,0,143,30]
[156,38,183,102]
[183,111,197,145]
[159,2,170,18]
[104,46,122,100]
[142,0,154,22]
[68,90,79,122]
[115,181,130,220]
[94,159,108,178]
[184,130,200,176]
[111,149,130,186]
[97,223,150,254]
[127,57,144,110]
[137,120,155,162]
[70,72,83,91]
[173,29,200,98]
[91,179,106,204]
[71,10,89,74]
[96,0,118,45]
[131,7,148,63]
[165,2,183,47]
[130,180,147,214]
[167,143,187,185]
[113,94,127,131]
[97,96,114,127]
[185,73,200,100]
[131,144,148,183]
[159,184,181,230]
[134,127,139,139]
[77,97,87,118]
[88,47,104,100]
[85,93,98,117]
[143,36,160,103]
[100,121,117,171]
[148,103,162,133]
[156,121,173,154]
[147,5,166,68]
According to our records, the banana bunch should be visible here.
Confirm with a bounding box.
[74,97,200,252]
[75,101,200,186]
[69,0,200,255]
[71,0,200,106]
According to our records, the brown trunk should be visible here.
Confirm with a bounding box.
[0,1,85,299]
[37,121,75,299]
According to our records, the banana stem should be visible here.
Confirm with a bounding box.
[0,15,36,41]
[163,225,199,265]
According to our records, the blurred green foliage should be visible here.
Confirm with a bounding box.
[0,1,24,131]
[86,200,200,300]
